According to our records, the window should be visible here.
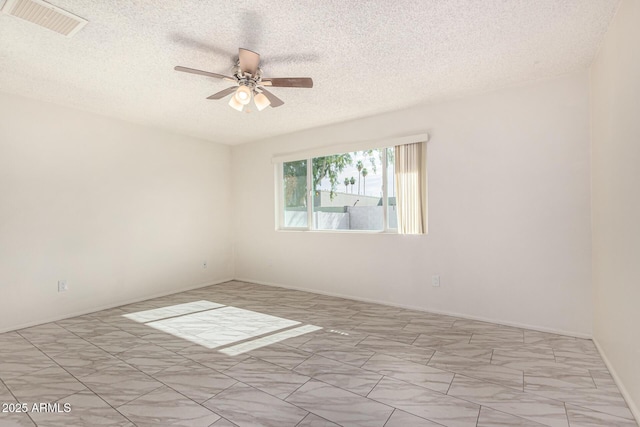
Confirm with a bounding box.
[312,149,387,231]
[282,160,308,228]
[278,143,425,233]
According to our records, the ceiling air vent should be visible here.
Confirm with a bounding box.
[1,0,87,37]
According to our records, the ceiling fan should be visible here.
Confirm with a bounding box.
[175,48,313,112]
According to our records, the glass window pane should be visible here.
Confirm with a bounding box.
[283,160,307,227]
[312,150,384,231]
[387,147,398,229]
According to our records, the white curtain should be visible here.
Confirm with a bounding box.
[395,142,427,234]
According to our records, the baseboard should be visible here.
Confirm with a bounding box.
[0,277,233,334]
[593,338,640,425]
[235,277,593,340]
[2,275,592,340]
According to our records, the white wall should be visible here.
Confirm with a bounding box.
[232,73,593,337]
[590,0,640,419]
[0,92,233,332]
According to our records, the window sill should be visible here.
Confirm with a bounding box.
[276,228,398,234]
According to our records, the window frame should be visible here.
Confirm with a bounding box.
[277,147,397,233]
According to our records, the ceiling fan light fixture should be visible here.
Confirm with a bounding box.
[175,47,313,112]
[228,95,244,112]
[254,92,271,111]
[234,85,252,105]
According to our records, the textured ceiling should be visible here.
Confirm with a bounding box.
[0,0,619,145]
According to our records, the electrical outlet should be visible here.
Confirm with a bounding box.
[202,261,207,269]
[432,275,440,287]
[58,280,68,292]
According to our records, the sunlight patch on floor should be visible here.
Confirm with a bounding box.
[123,301,321,353]
[123,300,224,323]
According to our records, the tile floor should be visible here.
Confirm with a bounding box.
[0,281,636,427]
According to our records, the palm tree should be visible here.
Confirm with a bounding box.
[356,161,364,194]
[349,176,356,193]
[361,168,368,194]
[343,177,350,193]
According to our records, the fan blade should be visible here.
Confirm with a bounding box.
[262,78,313,88]
[238,48,260,75]
[206,86,238,100]
[259,88,284,108]
[174,66,235,82]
